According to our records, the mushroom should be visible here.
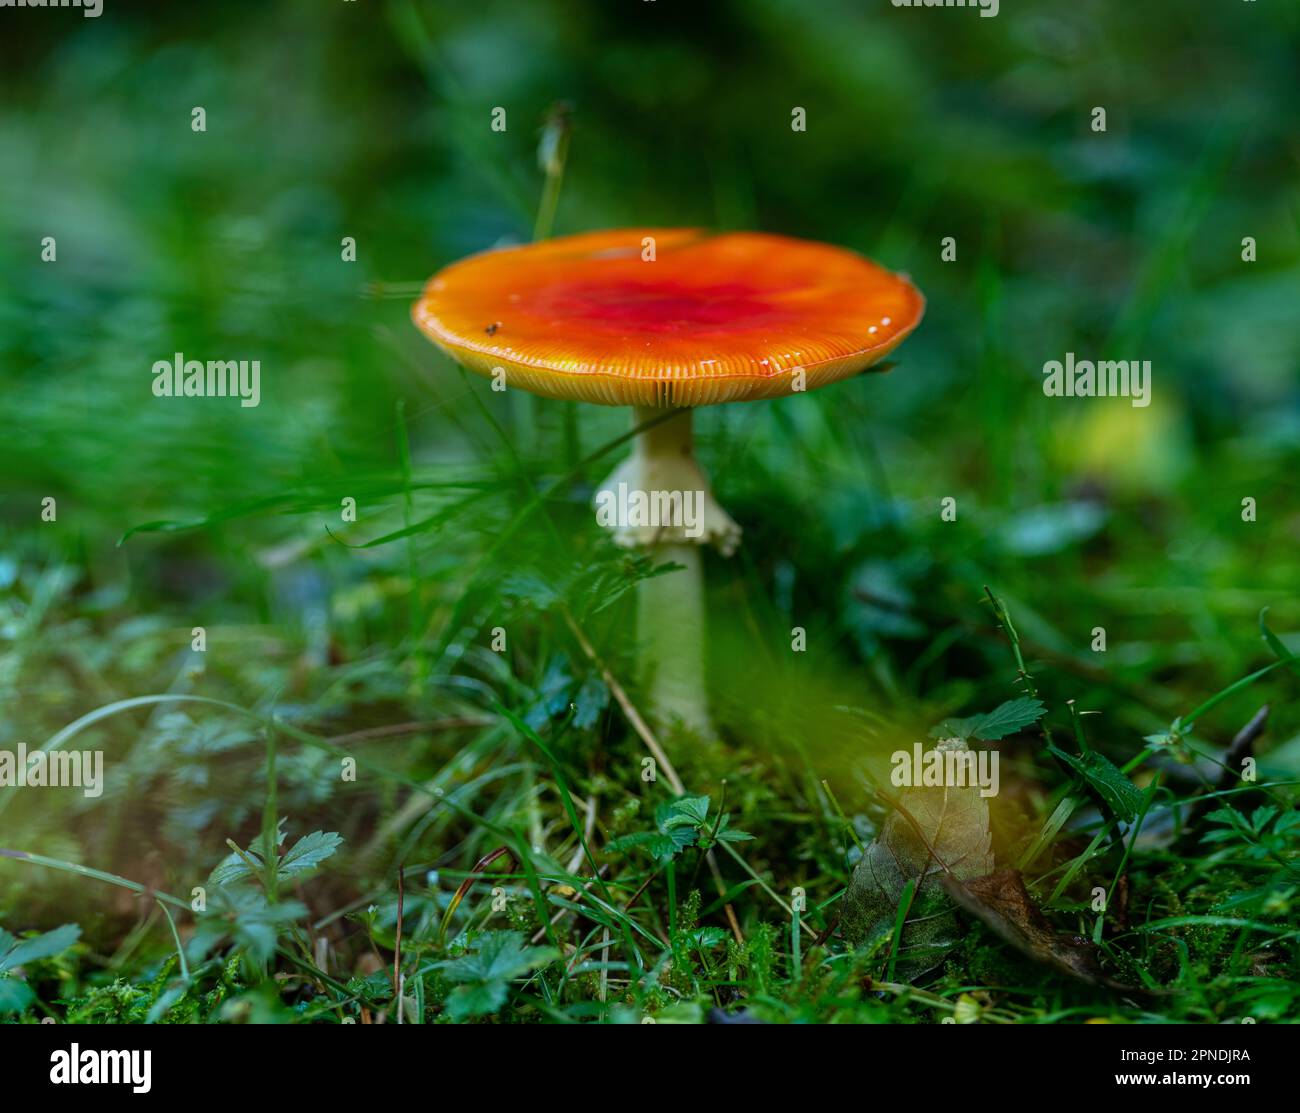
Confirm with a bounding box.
[413,228,923,738]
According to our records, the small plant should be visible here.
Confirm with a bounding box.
[0,923,80,1014]
[434,931,559,1021]
[605,794,753,862]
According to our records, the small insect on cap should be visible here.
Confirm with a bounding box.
[411,228,925,408]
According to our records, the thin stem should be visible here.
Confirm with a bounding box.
[533,102,571,242]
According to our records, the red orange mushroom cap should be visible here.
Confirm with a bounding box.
[412,228,924,407]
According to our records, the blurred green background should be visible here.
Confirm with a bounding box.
[1,0,1298,960]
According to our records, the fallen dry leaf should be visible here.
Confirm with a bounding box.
[940,867,1159,995]
[842,738,993,979]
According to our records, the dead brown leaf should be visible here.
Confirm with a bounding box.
[940,868,1161,995]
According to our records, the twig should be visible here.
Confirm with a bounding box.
[1185,705,1269,830]
[562,609,685,794]
[561,610,744,940]
[1222,705,1270,787]
[440,847,515,945]
[707,851,745,945]
[393,862,404,1024]
[718,841,816,935]
[565,795,599,875]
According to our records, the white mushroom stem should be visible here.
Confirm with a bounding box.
[597,406,740,738]
[600,407,740,553]
[638,542,711,737]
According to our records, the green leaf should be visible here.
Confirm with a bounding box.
[439,931,558,985]
[278,831,343,878]
[1047,745,1143,822]
[1249,805,1278,833]
[209,829,341,887]
[606,796,714,862]
[0,976,35,1014]
[930,698,1046,742]
[234,901,309,963]
[0,923,80,1015]
[0,923,81,973]
[443,980,508,1022]
[969,698,1048,740]
[1274,810,1300,836]
[711,814,755,844]
[604,794,753,861]
[685,927,729,949]
[436,931,558,1020]
[604,829,684,859]
[662,795,710,829]
[571,674,610,730]
[208,848,264,887]
[499,571,561,612]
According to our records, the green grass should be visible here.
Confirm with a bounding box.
[2,410,1297,1022]
[1,0,1298,1024]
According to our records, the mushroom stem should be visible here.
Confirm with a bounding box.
[598,406,740,738]
[638,541,711,738]
[603,408,740,554]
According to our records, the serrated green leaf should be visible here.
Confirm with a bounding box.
[685,927,729,949]
[930,698,1046,742]
[604,795,741,862]
[604,829,682,859]
[662,795,710,829]
[969,698,1047,740]
[1047,745,1143,822]
[439,931,558,984]
[1274,811,1300,835]
[436,931,558,1020]
[1250,805,1278,833]
[208,849,264,887]
[209,829,341,887]
[278,830,343,878]
[711,814,754,844]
